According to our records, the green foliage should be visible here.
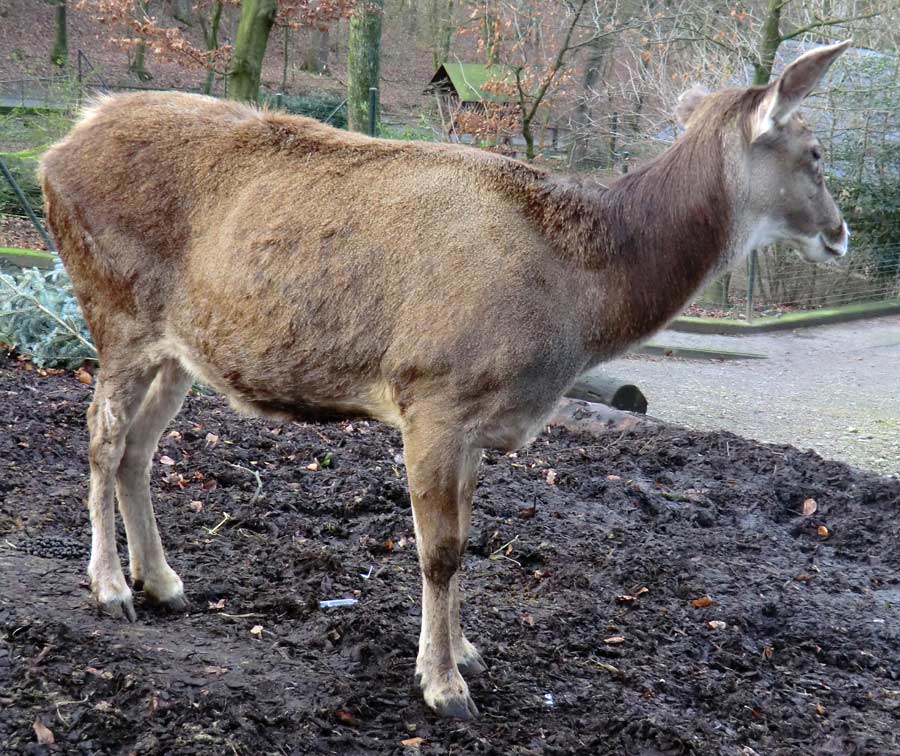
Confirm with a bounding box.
[0,149,43,217]
[0,261,96,368]
[378,116,438,142]
[262,92,348,128]
[0,105,75,217]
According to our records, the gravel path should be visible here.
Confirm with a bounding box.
[597,314,900,476]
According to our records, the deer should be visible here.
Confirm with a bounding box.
[39,41,850,719]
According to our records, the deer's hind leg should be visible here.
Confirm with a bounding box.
[86,362,158,621]
[116,358,192,609]
[450,451,486,677]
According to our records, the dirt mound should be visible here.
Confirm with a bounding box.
[1,359,898,755]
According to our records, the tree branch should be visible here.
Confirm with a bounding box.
[780,12,882,43]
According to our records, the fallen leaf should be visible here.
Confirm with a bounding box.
[802,498,818,516]
[75,368,92,384]
[189,500,203,513]
[307,460,319,471]
[168,430,182,440]
[815,703,827,716]
[159,455,176,466]
[204,432,219,447]
[519,612,535,626]
[603,635,626,645]
[762,645,775,659]
[707,620,726,630]
[818,525,830,539]
[546,469,557,485]
[401,737,424,748]
[33,721,54,745]
[518,506,536,520]
[635,587,649,597]
[203,665,228,676]
[691,595,714,608]
[250,624,263,638]
[607,474,621,481]
[208,598,225,610]
[615,594,636,603]
[336,709,358,726]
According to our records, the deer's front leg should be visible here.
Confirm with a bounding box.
[404,425,480,719]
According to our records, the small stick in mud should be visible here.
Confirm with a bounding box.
[227,463,264,506]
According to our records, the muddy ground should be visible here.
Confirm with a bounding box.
[1,358,899,756]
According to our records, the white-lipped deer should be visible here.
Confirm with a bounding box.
[40,41,850,718]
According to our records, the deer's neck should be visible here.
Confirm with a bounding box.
[533,130,738,358]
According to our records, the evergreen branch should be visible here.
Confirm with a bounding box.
[0,272,96,355]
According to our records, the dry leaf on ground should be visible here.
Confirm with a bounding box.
[692,595,714,608]
[33,721,54,745]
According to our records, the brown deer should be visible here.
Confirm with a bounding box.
[40,41,850,719]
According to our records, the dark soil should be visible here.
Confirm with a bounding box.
[1,358,899,756]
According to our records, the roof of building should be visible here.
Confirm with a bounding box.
[425,63,518,103]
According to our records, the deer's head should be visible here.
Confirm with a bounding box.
[677,41,851,264]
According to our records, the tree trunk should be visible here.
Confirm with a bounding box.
[569,33,611,167]
[281,24,290,93]
[173,0,194,26]
[303,28,330,73]
[523,115,535,161]
[128,0,153,81]
[229,0,277,102]
[129,42,153,81]
[51,0,67,67]
[753,0,783,85]
[482,10,499,65]
[199,0,224,95]
[429,0,453,70]
[347,0,383,134]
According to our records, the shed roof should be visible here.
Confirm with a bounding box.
[426,63,517,103]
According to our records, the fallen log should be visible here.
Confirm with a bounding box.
[565,374,648,414]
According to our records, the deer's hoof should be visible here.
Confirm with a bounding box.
[420,670,479,720]
[140,567,187,611]
[456,641,487,677]
[96,592,137,623]
[91,571,137,622]
[151,591,189,612]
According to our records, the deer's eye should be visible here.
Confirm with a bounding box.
[811,147,822,162]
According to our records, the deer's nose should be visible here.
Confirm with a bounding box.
[822,221,849,256]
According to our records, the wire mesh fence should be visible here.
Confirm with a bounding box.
[687,244,900,320]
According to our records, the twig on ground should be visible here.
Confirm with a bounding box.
[489,535,521,566]
[205,511,234,536]
[228,463,264,505]
[547,431,628,458]
[55,695,89,725]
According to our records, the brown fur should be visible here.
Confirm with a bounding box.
[40,48,847,718]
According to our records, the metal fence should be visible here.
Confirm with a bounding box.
[688,244,900,319]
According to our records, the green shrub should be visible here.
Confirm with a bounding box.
[0,261,95,368]
[262,92,348,128]
[0,148,43,217]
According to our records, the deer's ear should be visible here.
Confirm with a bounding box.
[755,40,851,136]
[675,85,710,128]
